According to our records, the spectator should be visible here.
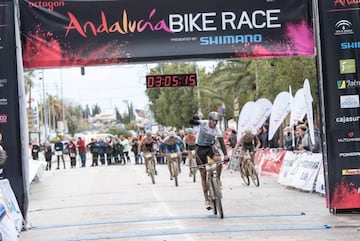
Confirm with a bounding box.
[97,138,107,165]
[131,137,140,164]
[258,123,271,148]
[228,129,237,149]
[76,137,87,167]
[119,135,131,164]
[54,137,65,169]
[31,141,40,160]
[295,124,307,151]
[105,136,114,165]
[67,139,77,168]
[87,138,99,166]
[283,126,294,150]
[44,142,53,170]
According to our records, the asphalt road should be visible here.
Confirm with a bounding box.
[20,161,360,241]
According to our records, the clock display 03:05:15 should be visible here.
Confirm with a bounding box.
[146,73,197,88]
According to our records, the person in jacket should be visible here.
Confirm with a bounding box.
[54,137,65,169]
[77,136,87,167]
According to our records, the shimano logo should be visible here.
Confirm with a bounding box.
[341,42,360,49]
[335,20,353,35]
[335,115,360,123]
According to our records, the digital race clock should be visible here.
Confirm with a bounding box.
[146,73,197,88]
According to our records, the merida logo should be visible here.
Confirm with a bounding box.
[341,42,360,49]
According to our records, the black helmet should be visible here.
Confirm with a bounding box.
[208,111,219,121]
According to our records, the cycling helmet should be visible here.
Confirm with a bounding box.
[145,130,152,136]
[168,131,176,137]
[184,128,193,134]
[208,111,219,121]
[244,129,253,135]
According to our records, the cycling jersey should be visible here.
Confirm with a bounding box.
[161,135,184,153]
[196,120,222,146]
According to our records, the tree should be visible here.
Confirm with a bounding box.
[115,107,123,122]
[146,62,201,128]
[91,104,101,116]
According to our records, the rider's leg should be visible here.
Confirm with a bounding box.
[152,153,157,175]
[188,153,193,176]
[166,155,173,179]
[177,152,182,173]
[200,168,208,199]
[145,156,149,173]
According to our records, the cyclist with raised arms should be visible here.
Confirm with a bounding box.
[190,111,228,210]
[160,131,184,180]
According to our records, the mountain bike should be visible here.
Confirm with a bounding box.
[144,152,156,184]
[168,152,180,187]
[201,157,224,218]
[239,150,260,187]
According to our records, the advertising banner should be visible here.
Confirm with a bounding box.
[248,98,272,134]
[20,0,314,68]
[268,91,292,141]
[0,0,27,217]
[237,101,255,140]
[317,1,360,210]
[289,88,306,126]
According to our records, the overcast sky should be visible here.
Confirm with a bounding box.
[31,64,154,114]
[30,61,215,114]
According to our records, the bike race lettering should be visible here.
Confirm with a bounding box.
[20,0,314,68]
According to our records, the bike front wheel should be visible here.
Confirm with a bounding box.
[240,162,250,186]
[149,160,156,184]
[211,177,224,218]
[172,161,179,187]
[249,162,260,187]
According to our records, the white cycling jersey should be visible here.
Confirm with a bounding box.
[196,120,222,146]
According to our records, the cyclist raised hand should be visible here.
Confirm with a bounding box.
[190,111,228,210]
[160,131,184,180]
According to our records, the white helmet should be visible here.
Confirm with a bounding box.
[208,111,219,121]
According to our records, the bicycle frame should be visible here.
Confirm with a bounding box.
[144,152,156,184]
[202,159,224,218]
[168,152,180,186]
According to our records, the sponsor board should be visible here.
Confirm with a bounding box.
[335,19,354,35]
[335,115,360,123]
[342,169,360,175]
[340,94,360,108]
[337,79,360,89]
[341,41,360,49]
[339,59,356,74]
[329,0,360,12]
[337,131,360,143]
[0,114,7,123]
[339,152,360,158]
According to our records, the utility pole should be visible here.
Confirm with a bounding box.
[41,70,48,140]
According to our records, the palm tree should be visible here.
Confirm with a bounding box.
[201,60,256,120]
